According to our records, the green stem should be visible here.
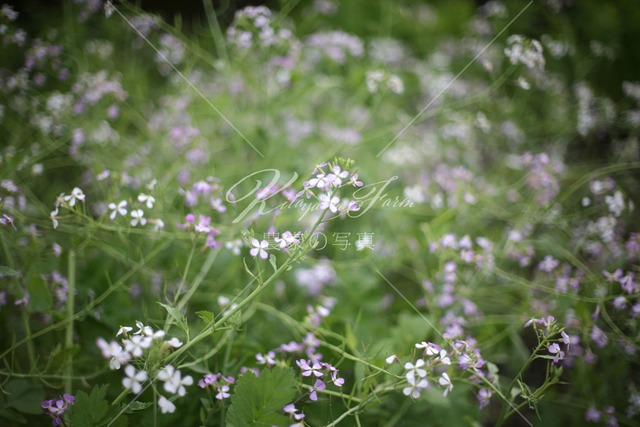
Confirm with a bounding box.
[165,209,329,365]
[176,247,218,313]
[495,338,548,427]
[64,251,76,395]
[20,309,36,369]
[172,243,196,307]
[0,243,167,361]
[323,386,396,427]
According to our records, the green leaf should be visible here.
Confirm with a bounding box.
[0,407,26,424]
[226,310,243,330]
[486,362,500,376]
[269,254,278,273]
[0,266,21,277]
[68,384,110,427]
[26,273,52,312]
[1,380,44,414]
[226,367,296,427]
[159,303,188,332]
[345,323,358,353]
[123,401,152,413]
[196,310,215,324]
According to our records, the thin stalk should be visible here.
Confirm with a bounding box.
[20,310,36,369]
[0,242,166,361]
[495,339,548,427]
[165,209,329,365]
[64,250,76,395]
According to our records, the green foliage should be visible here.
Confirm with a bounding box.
[0,266,21,277]
[1,0,640,426]
[67,384,126,427]
[0,379,44,424]
[226,367,297,427]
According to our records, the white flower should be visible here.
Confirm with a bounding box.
[63,187,85,207]
[319,192,340,213]
[96,338,131,370]
[138,193,155,209]
[250,238,269,259]
[165,337,183,348]
[158,395,176,414]
[308,174,329,189]
[157,365,193,396]
[404,359,427,385]
[402,378,429,399]
[151,219,165,231]
[50,207,59,229]
[108,200,127,220]
[415,341,440,356]
[385,354,397,364]
[116,326,132,336]
[123,335,152,357]
[134,321,165,339]
[274,231,300,249]
[130,209,146,227]
[438,373,453,397]
[122,365,147,394]
[215,385,231,400]
[225,239,243,255]
[437,349,451,365]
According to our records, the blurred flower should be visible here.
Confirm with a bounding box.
[122,365,147,393]
[250,238,269,259]
[158,395,176,414]
[108,200,127,220]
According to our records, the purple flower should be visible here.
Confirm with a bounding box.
[585,406,601,422]
[478,388,492,410]
[538,255,559,272]
[42,393,75,426]
[0,213,16,230]
[548,343,565,364]
[590,325,608,348]
[308,379,325,401]
[296,359,323,377]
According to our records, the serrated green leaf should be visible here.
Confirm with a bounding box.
[0,266,21,277]
[226,367,296,427]
[68,384,110,427]
[196,310,215,324]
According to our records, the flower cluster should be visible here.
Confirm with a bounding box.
[107,191,163,230]
[524,316,574,364]
[49,187,85,229]
[504,35,545,70]
[365,69,404,94]
[295,358,344,401]
[41,393,75,426]
[96,321,192,413]
[177,213,221,248]
[226,6,294,50]
[304,31,364,65]
[283,403,306,427]
[387,335,497,409]
[388,342,455,399]
[301,161,363,217]
[198,373,236,400]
